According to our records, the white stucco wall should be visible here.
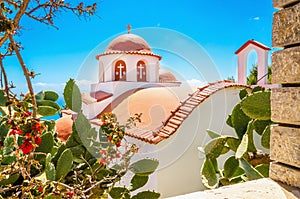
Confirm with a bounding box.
[98,54,160,83]
[127,87,244,198]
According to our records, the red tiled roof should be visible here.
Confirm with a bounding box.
[90,80,249,144]
[82,91,113,105]
[235,40,271,54]
[90,91,113,102]
[96,51,162,60]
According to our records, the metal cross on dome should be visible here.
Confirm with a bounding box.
[126,24,131,34]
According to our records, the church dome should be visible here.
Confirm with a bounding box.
[159,70,177,83]
[96,32,161,60]
[106,34,152,53]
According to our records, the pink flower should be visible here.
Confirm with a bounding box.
[67,191,74,198]
[19,139,34,154]
[38,186,43,192]
[116,141,121,147]
[116,153,121,158]
[100,149,106,155]
[99,158,106,165]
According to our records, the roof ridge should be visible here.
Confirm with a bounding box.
[122,81,249,144]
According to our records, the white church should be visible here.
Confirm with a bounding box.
[77,26,276,197]
[82,25,181,119]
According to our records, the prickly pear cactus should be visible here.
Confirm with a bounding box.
[200,87,272,189]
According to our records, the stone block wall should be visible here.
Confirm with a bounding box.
[270,0,300,188]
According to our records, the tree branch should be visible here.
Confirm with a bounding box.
[8,34,37,118]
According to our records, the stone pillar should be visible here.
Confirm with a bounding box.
[270,0,300,188]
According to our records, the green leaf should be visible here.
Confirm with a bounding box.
[240,91,271,120]
[226,115,233,128]
[51,144,67,166]
[35,132,54,154]
[261,125,271,149]
[45,162,56,181]
[226,137,241,152]
[221,146,230,155]
[252,86,264,93]
[37,106,58,117]
[1,155,16,165]
[0,90,8,106]
[37,100,60,110]
[255,164,270,177]
[235,134,248,159]
[4,136,14,148]
[246,121,257,153]
[253,119,272,135]
[239,89,248,100]
[0,173,20,186]
[231,103,251,139]
[66,123,83,147]
[69,145,86,163]
[201,159,218,189]
[230,167,245,180]
[109,187,130,199]
[35,91,44,101]
[63,79,82,112]
[94,169,111,181]
[131,191,160,199]
[0,124,9,139]
[223,156,239,179]
[129,159,159,176]
[55,149,73,180]
[129,175,149,191]
[74,112,91,144]
[239,158,264,180]
[211,158,219,173]
[204,137,227,159]
[206,129,221,139]
[44,91,59,101]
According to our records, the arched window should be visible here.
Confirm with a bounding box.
[114,60,126,81]
[136,61,147,82]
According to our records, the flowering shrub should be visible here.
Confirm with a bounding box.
[0,79,160,198]
[0,1,160,198]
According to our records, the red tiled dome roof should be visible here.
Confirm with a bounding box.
[96,33,162,60]
[106,33,152,53]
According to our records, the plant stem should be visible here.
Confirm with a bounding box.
[8,34,37,118]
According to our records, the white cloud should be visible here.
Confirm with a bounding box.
[76,79,94,86]
[185,79,207,87]
[33,82,64,87]
[253,16,260,21]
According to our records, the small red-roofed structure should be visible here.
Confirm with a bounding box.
[235,40,271,86]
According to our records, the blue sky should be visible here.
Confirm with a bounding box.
[3,0,276,94]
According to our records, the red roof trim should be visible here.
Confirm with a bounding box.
[235,40,271,54]
[96,51,162,60]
